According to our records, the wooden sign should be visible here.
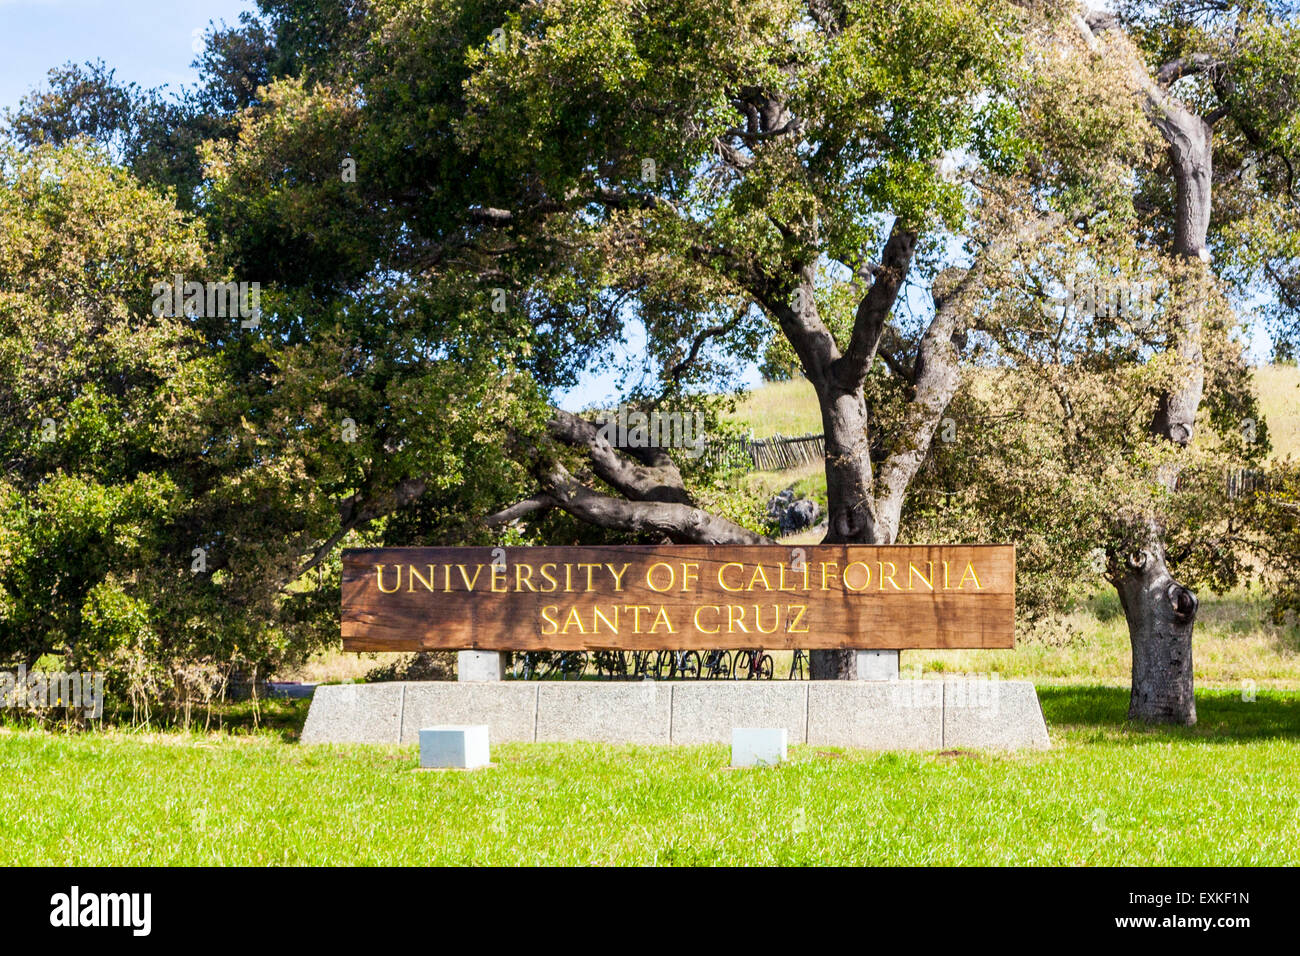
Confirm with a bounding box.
[341,545,1015,651]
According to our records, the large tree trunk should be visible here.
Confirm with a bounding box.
[813,382,890,679]
[820,385,880,544]
[1114,547,1198,725]
[1080,12,1212,723]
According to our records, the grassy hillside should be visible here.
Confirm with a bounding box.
[727,365,1300,459]
[722,378,822,436]
[1256,364,1300,460]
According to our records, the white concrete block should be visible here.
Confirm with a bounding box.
[457,650,505,682]
[731,727,788,767]
[419,725,490,769]
[856,649,899,681]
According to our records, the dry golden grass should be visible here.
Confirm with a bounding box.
[905,588,1300,688]
[1255,363,1300,461]
[278,651,409,684]
[722,378,820,437]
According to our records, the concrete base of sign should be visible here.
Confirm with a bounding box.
[419,725,490,769]
[731,727,787,767]
[457,650,505,682]
[856,649,899,681]
[302,679,1050,750]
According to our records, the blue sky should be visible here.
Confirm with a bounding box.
[0,0,258,110]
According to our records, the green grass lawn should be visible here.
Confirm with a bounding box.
[2,687,1297,866]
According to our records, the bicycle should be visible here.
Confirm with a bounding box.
[552,651,588,680]
[630,650,658,678]
[654,649,701,679]
[700,649,732,679]
[511,651,544,680]
[511,650,588,680]
[592,650,629,679]
[788,649,809,680]
[732,648,774,680]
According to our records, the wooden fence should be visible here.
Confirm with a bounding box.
[700,432,826,471]
[1174,468,1268,499]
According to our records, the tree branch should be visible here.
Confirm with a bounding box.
[830,221,918,389]
[542,462,773,544]
[483,493,556,527]
[547,408,694,505]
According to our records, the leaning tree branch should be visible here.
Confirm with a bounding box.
[280,477,430,591]
[831,221,918,390]
[665,307,749,385]
[1156,53,1221,87]
[874,212,1065,518]
[547,408,694,505]
[483,493,556,527]
[542,463,774,545]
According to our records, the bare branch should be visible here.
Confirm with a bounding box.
[542,463,773,545]
[831,221,918,389]
[483,494,556,527]
[547,408,693,505]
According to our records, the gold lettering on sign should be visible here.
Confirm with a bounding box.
[779,563,806,592]
[695,605,720,633]
[408,565,435,592]
[878,561,903,591]
[606,563,630,591]
[647,562,675,592]
[958,562,984,589]
[719,563,744,592]
[376,564,401,593]
[347,547,1015,653]
[650,607,674,633]
[843,561,871,592]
